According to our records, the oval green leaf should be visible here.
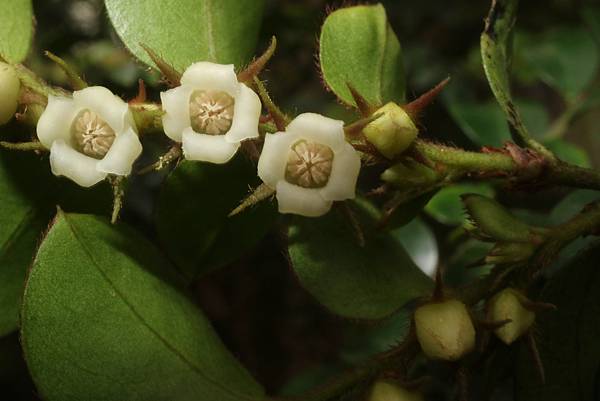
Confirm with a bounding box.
[0,0,33,63]
[319,4,405,106]
[21,213,264,401]
[0,151,49,337]
[157,157,277,280]
[288,200,431,320]
[105,0,265,71]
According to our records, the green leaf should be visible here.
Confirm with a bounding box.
[480,0,534,148]
[445,239,493,287]
[517,27,599,100]
[105,0,265,71]
[157,157,277,280]
[21,213,264,401]
[391,218,438,277]
[582,6,600,44]
[425,184,494,226]
[340,308,411,364]
[0,152,49,337]
[545,139,590,168]
[515,243,600,401]
[0,148,114,337]
[0,0,33,63]
[445,97,509,147]
[319,4,405,106]
[550,190,600,224]
[444,86,549,146]
[288,199,431,320]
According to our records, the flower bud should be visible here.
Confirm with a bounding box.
[462,194,546,243]
[363,102,418,159]
[369,380,424,401]
[485,242,536,265]
[381,158,439,187]
[487,288,535,345]
[414,299,476,361]
[0,62,20,125]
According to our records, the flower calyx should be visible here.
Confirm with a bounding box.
[462,194,548,265]
[414,297,476,361]
[368,380,425,401]
[487,288,536,345]
[0,62,21,125]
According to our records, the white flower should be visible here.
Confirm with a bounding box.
[257,113,361,217]
[160,62,262,164]
[37,86,142,187]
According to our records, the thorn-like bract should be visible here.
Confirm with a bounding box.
[238,36,277,83]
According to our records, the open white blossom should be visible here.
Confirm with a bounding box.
[37,86,142,187]
[258,113,361,217]
[161,62,261,163]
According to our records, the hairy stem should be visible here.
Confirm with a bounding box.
[529,201,600,275]
[0,141,47,151]
[414,140,600,191]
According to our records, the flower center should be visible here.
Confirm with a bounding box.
[189,90,235,135]
[285,140,334,188]
[71,109,116,159]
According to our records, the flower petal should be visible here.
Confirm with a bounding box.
[320,143,361,201]
[225,83,261,143]
[275,181,332,217]
[72,86,131,134]
[36,95,81,149]
[181,128,240,163]
[96,128,143,176]
[180,62,239,96]
[160,85,194,142]
[49,140,106,187]
[285,113,346,151]
[257,131,299,188]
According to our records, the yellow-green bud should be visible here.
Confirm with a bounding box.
[414,299,476,361]
[487,289,535,345]
[485,242,537,265]
[363,102,418,159]
[381,159,439,187]
[0,62,20,125]
[369,380,424,401]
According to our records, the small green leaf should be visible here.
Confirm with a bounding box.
[444,87,549,146]
[288,199,431,320]
[391,218,438,277]
[425,184,494,226]
[582,6,600,44]
[515,243,600,401]
[545,139,590,168]
[550,190,600,224]
[105,0,265,71]
[0,152,49,337]
[445,97,509,147]
[157,157,277,280]
[21,213,264,401]
[480,0,550,157]
[340,308,411,364]
[462,194,537,243]
[0,0,33,63]
[319,4,405,106]
[517,27,599,100]
[480,0,530,145]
